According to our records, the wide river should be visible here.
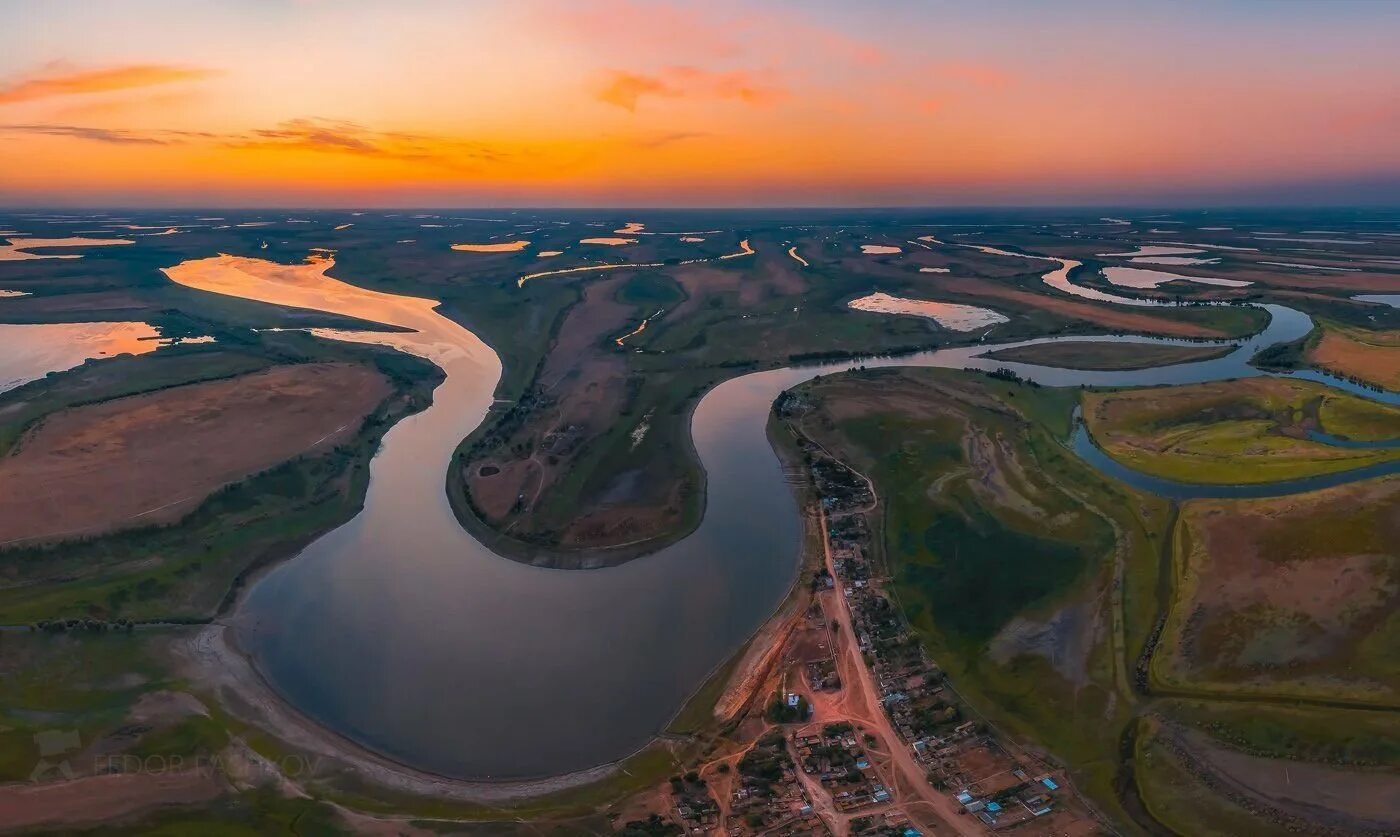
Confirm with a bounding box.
[138,255,1396,778]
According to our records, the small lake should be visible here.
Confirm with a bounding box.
[847,292,1007,331]
[1101,267,1250,289]
[0,322,162,394]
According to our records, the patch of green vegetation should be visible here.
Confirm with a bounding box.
[0,345,274,457]
[1250,331,1314,372]
[1160,700,1400,768]
[1152,479,1400,704]
[1154,304,1270,339]
[126,712,230,761]
[983,341,1235,371]
[617,273,686,309]
[93,788,348,837]
[815,373,1104,651]
[788,368,1166,830]
[1318,393,1400,440]
[0,332,442,623]
[1132,717,1290,837]
[0,632,170,781]
[903,507,1085,644]
[1083,378,1400,483]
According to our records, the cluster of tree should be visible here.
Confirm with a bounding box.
[787,341,939,365]
[32,618,137,633]
[618,814,681,837]
[983,366,1040,386]
[765,694,811,724]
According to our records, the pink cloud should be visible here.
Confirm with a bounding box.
[0,64,216,106]
[596,66,784,110]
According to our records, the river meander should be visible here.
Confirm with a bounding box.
[8,250,1394,780]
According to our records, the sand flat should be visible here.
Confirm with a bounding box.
[451,240,530,253]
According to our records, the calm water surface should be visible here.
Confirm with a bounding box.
[0,322,161,394]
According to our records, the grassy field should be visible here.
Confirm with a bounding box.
[4,210,1396,830]
[983,341,1235,370]
[0,213,1296,570]
[779,365,1400,834]
[1159,699,1400,767]
[1307,320,1400,391]
[1083,377,1400,483]
[1133,707,1400,836]
[1131,714,1293,837]
[430,221,1283,565]
[1153,475,1400,705]
[785,367,1173,830]
[0,346,275,457]
[0,331,441,624]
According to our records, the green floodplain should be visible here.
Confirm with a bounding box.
[786,365,1399,835]
[0,208,1397,832]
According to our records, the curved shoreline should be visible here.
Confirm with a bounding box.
[179,624,637,801]
[153,251,1399,786]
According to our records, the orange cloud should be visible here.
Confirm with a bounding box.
[225,119,515,172]
[919,97,948,115]
[596,66,783,111]
[0,64,216,106]
[0,117,515,174]
[936,62,1014,90]
[0,123,172,145]
[597,72,679,111]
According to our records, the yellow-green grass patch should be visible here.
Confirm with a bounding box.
[1083,377,1400,484]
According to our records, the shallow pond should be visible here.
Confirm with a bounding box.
[847,292,1007,331]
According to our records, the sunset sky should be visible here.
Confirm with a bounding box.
[3,0,1398,207]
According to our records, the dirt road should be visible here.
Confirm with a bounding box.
[813,507,983,837]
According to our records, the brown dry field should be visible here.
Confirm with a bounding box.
[1161,476,1400,701]
[0,770,225,832]
[1175,725,1400,834]
[1209,263,1400,292]
[0,362,390,545]
[1308,324,1400,390]
[468,276,645,542]
[669,262,741,318]
[937,277,1224,337]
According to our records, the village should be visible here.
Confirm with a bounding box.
[639,393,1103,837]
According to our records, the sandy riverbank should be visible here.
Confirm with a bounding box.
[175,624,628,802]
